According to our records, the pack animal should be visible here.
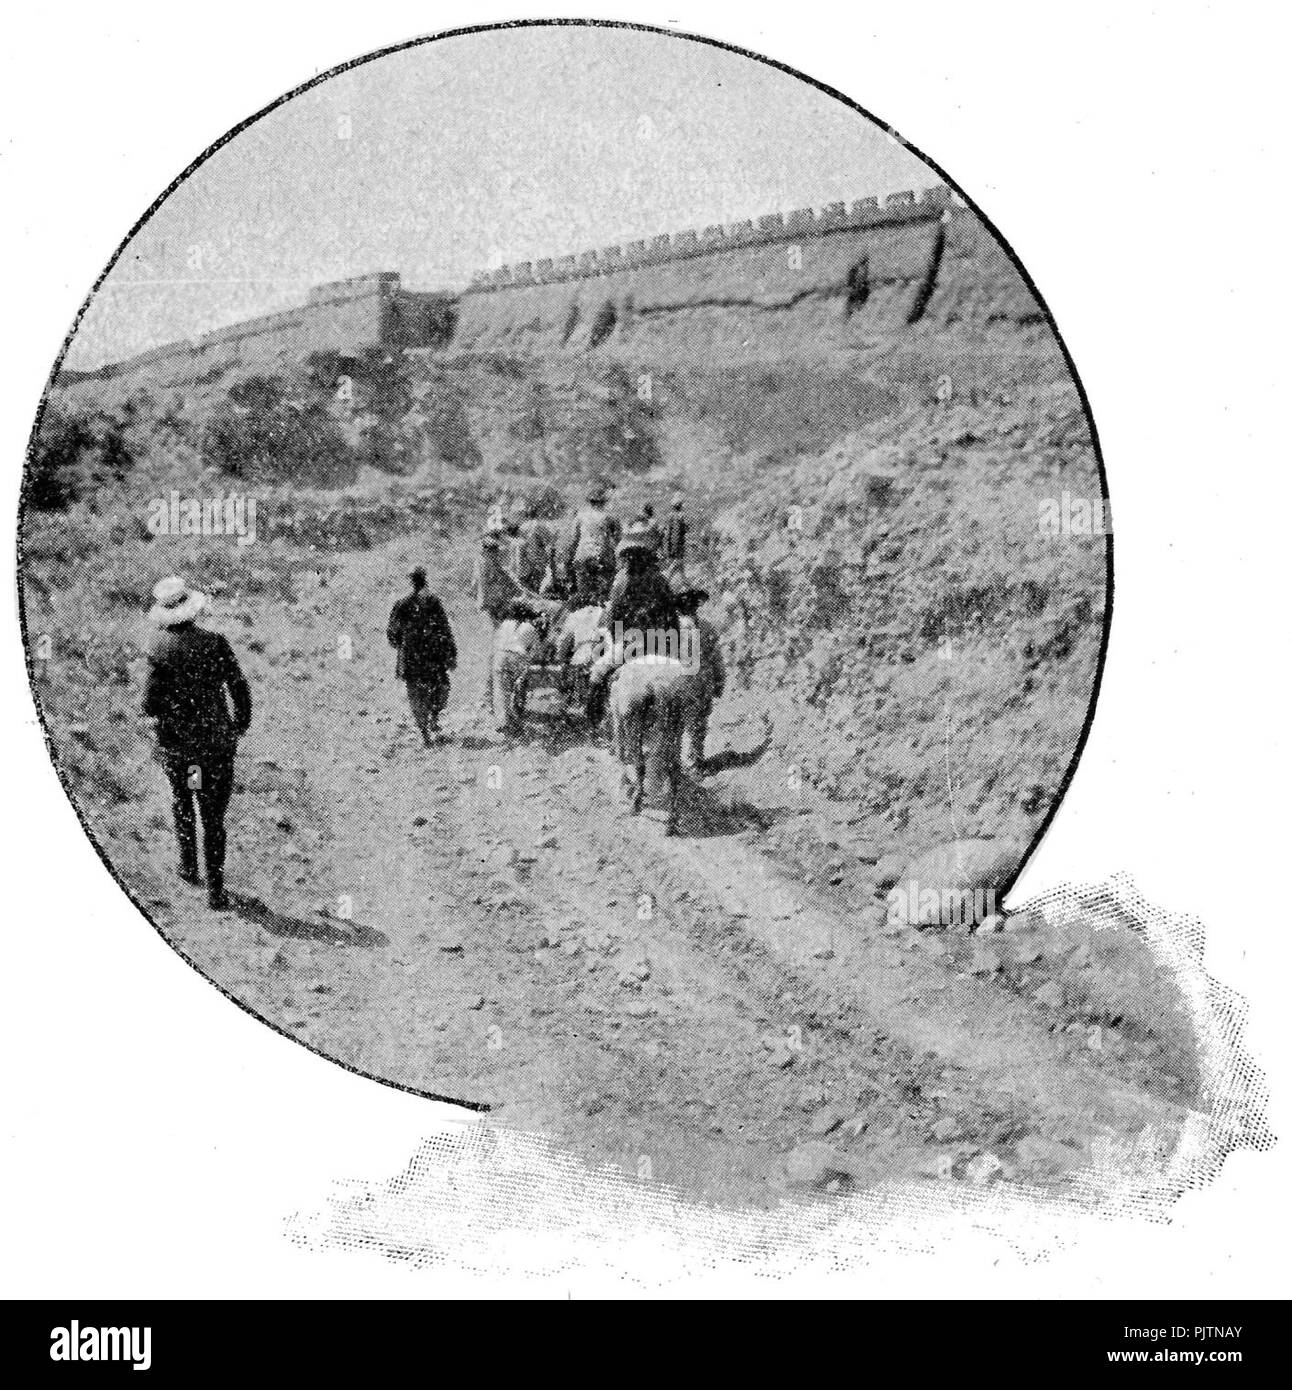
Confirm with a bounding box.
[608,655,706,834]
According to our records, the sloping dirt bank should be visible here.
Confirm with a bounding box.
[43,523,1195,1208]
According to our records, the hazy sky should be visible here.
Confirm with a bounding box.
[69,25,934,367]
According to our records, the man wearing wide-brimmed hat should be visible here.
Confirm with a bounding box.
[563,478,620,604]
[387,565,457,745]
[604,521,678,638]
[673,585,724,771]
[141,576,252,911]
[585,521,680,727]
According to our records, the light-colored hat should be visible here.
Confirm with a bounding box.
[148,575,207,627]
[617,522,659,558]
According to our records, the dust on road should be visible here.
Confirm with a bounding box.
[119,532,1186,1208]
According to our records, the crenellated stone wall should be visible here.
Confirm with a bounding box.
[451,184,1043,357]
[465,186,953,291]
[59,181,1048,394]
[60,273,455,396]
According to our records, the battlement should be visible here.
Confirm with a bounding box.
[63,183,965,386]
[466,185,955,292]
[306,271,401,305]
[69,271,450,387]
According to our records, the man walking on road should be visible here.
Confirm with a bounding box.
[141,575,252,911]
[387,566,457,745]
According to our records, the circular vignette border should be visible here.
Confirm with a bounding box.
[16,17,1113,1111]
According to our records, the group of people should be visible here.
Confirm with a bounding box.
[137,479,717,911]
[474,479,688,613]
[466,480,722,749]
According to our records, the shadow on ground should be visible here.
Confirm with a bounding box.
[229,891,390,948]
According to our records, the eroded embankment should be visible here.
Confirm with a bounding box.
[20,504,1208,1209]
[453,208,1044,359]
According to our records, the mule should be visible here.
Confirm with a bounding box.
[608,655,707,834]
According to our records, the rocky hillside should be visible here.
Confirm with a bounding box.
[30,196,1105,887]
[708,383,1104,852]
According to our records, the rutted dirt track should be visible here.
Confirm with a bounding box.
[124,532,1187,1208]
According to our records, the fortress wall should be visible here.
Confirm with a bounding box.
[450,194,1038,359]
[63,276,417,402]
[286,284,386,356]
[923,210,1045,329]
[383,289,457,349]
[62,186,1048,405]
[453,214,947,356]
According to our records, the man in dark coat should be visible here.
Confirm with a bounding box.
[587,524,681,727]
[673,586,725,771]
[141,576,252,911]
[604,525,680,639]
[387,566,457,745]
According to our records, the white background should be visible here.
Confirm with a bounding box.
[2,2,1288,1296]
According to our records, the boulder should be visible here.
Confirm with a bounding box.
[1032,980,1065,1009]
[1014,1134,1079,1178]
[964,1151,1004,1186]
[783,1140,850,1188]
[931,1115,962,1142]
[873,852,907,888]
[808,1104,845,1137]
[970,942,1003,976]
[885,838,1023,928]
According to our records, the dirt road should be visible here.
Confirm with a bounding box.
[121,532,1189,1207]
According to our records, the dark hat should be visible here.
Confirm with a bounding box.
[409,565,428,584]
[673,585,711,609]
